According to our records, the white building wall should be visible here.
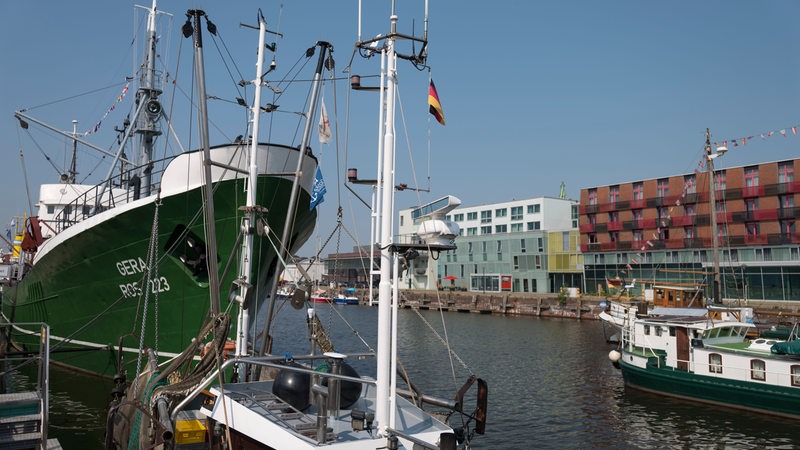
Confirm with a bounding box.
[398,196,578,290]
[280,259,326,284]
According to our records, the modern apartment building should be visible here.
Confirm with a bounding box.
[579,157,799,301]
[398,197,582,293]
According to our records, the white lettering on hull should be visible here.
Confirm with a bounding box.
[118,276,171,299]
[115,257,171,298]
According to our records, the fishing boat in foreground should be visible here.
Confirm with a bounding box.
[104,2,487,449]
[0,2,317,378]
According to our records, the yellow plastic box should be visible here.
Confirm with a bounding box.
[175,417,206,445]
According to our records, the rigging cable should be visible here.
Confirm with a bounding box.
[18,150,35,216]
[395,81,466,385]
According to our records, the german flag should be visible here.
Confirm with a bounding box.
[428,80,445,126]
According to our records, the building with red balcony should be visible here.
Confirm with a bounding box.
[579,157,799,301]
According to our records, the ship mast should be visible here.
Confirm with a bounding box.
[353,0,430,436]
[136,0,164,197]
[233,10,276,368]
[184,9,222,316]
[258,41,331,356]
[704,128,725,304]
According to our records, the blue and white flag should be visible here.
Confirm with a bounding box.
[309,167,327,210]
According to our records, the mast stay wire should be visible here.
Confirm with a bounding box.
[394,82,469,385]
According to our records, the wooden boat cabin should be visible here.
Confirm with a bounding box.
[652,285,705,309]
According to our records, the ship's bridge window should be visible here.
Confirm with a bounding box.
[750,360,766,381]
[644,325,651,335]
[703,329,720,339]
[718,328,732,337]
[791,365,800,387]
[669,327,676,337]
[655,326,663,337]
[709,353,723,374]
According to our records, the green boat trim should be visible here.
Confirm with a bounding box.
[620,357,800,419]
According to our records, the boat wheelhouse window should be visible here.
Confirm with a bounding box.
[669,327,676,337]
[644,325,650,335]
[750,360,766,381]
[718,328,732,337]
[706,328,720,339]
[655,326,663,337]
[792,365,800,387]
[709,353,723,374]
[47,205,55,214]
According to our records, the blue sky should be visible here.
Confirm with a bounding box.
[2,1,800,256]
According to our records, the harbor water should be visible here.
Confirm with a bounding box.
[10,305,800,449]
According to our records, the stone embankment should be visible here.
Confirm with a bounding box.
[392,290,800,323]
[396,290,605,320]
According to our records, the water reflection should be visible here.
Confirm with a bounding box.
[14,304,800,448]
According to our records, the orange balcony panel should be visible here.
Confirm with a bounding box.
[665,239,684,249]
[579,223,595,233]
[638,219,657,229]
[600,241,618,250]
[599,202,615,212]
[742,185,765,198]
[672,215,694,226]
[607,221,623,231]
[630,199,646,209]
[753,209,778,221]
[745,234,768,245]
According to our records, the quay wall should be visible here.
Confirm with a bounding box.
[389,290,800,322]
[396,290,605,320]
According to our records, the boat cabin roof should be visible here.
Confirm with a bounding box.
[641,315,755,331]
[650,307,706,317]
[652,285,703,292]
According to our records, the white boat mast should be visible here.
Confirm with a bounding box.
[231,12,270,363]
[368,0,430,436]
[375,13,398,436]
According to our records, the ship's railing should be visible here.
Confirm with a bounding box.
[0,322,51,445]
[45,155,175,234]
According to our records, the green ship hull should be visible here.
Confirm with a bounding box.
[2,143,317,378]
[620,358,800,419]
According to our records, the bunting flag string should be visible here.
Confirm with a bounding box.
[605,156,713,291]
[713,121,800,149]
[82,80,131,136]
